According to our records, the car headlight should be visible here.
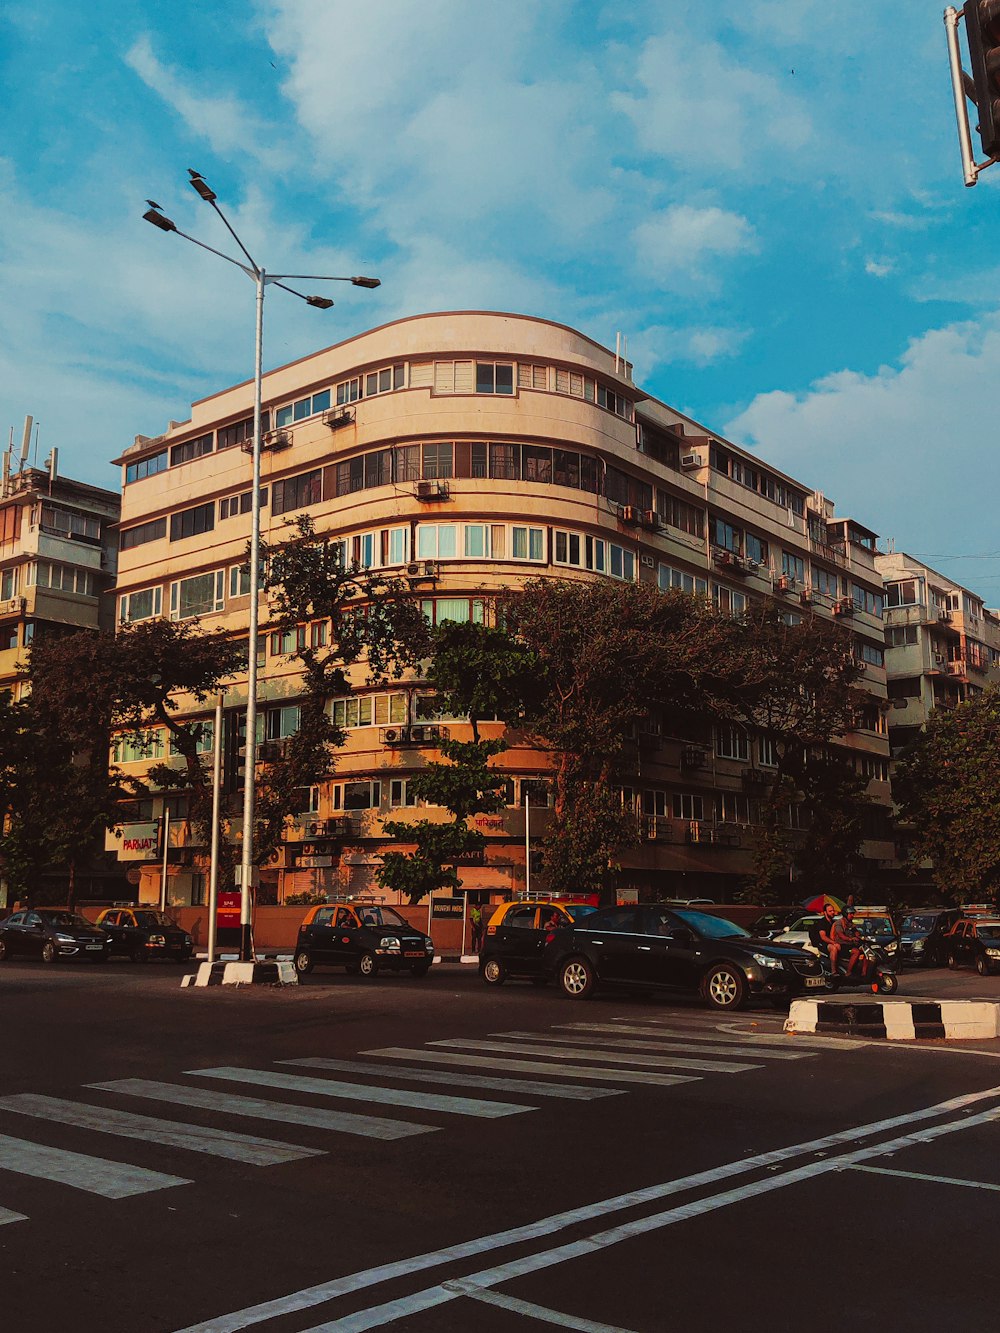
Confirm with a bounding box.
[380,935,400,950]
[149,934,166,945]
[56,933,74,943]
[752,952,782,970]
[885,942,898,954]
[986,949,1000,958]
[912,940,925,951]
[183,934,192,944]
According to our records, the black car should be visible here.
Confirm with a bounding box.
[0,909,109,963]
[479,899,598,985]
[293,902,435,978]
[899,908,963,967]
[943,918,1000,975]
[95,907,193,963]
[543,905,828,1010]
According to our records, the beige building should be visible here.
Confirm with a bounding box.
[876,551,1000,755]
[109,311,893,907]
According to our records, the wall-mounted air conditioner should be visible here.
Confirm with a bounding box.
[680,452,701,469]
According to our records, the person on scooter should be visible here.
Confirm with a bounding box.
[831,905,864,977]
[809,902,839,966]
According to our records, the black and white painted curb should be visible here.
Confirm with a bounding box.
[181,960,298,988]
[785,998,1000,1040]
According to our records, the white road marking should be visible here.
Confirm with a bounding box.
[186,1066,531,1120]
[306,1103,1000,1331]
[443,1282,640,1332]
[0,1094,321,1166]
[89,1079,433,1141]
[0,1205,28,1226]
[280,1058,621,1100]
[429,1037,759,1074]
[504,1028,811,1060]
[362,1049,697,1088]
[174,1082,1000,1333]
[0,1131,189,1198]
[851,1164,1000,1192]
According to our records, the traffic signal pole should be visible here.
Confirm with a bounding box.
[944,3,1000,185]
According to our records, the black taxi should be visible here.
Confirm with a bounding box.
[293,902,435,978]
[94,907,193,963]
[479,898,598,985]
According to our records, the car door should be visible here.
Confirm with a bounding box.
[22,912,46,958]
[101,910,126,953]
[638,908,703,989]
[575,907,645,983]
[330,907,362,963]
[492,905,541,974]
[2,911,27,956]
[947,922,969,965]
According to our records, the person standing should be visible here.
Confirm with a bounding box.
[470,903,484,953]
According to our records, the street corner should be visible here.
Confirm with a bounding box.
[785,997,1000,1041]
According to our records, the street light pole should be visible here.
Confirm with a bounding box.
[143,174,379,963]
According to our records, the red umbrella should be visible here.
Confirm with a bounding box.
[800,893,846,913]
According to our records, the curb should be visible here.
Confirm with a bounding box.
[182,960,298,988]
[785,998,1000,1041]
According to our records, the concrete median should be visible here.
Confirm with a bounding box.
[785,997,1000,1040]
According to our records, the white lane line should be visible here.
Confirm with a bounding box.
[0,1094,321,1166]
[851,1164,1000,1192]
[280,1058,622,1101]
[606,1018,861,1050]
[362,1049,697,1089]
[310,1104,1000,1332]
[174,1082,1000,1333]
[0,1131,189,1199]
[443,1282,639,1332]
[429,1038,759,1074]
[501,1029,811,1061]
[0,1205,28,1226]
[89,1080,434,1141]
[186,1066,531,1120]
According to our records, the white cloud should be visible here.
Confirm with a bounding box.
[632,205,757,284]
[864,258,895,278]
[631,322,751,374]
[724,315,1000,569]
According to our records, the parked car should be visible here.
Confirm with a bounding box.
[293,902,435,978]
[943,918,1000,975]
[480,898,598,985]
[94,907,193,963]
[899,908,963,967]
[542,905,827,1010]
[0,909,109,964]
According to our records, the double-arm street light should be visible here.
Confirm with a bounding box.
[143,171,380,962]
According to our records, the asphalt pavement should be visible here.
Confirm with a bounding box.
[1,958,1000,1332]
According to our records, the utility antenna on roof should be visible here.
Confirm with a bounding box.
[19,415,32,470]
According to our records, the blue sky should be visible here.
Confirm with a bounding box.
[3,1,999,598]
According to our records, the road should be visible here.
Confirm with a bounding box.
[1,959,999,1332]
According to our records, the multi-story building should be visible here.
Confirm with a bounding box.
[876,551,1000,756]
[109,311,892,908]
[0,452,120,698]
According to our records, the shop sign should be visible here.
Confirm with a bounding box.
[115,822,161,860]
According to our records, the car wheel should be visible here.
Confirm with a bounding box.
[129,946,147,964]
[41,940,58,964]
[358,951,379,978]
[560,956,596,1000]
[976,956,990,977]
[947,952,959,969]
[878,971,898,994]
[293,949,314,976]
[481,958,506,986]
[701,963,747,1010]
[410,963,430,978]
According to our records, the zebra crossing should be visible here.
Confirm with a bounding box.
[0,1014,838,1228]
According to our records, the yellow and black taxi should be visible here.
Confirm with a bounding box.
[479,898,598,985]
[293,902,435,978]
[95,907,193,963]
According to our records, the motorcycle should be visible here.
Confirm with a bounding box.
[825,939,898,995]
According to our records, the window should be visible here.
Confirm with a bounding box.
[511,526,545,562]
[170,503,215,542]
[40,506,100,542]
[608,543,635,581]
[523,446,552,484]
[489,443,520,479]
[169,720,214,756]
[265,704,299,740]
[716,724,749,761]
[275,390,331,428]
[342,780,381,810]
[220,487,268,520]
[857,640,885,668]
[758,735,778,767]
[331,692,407,728]
[28,562,97,596]
[125,451,168,485]
[270,625,306,656]
[476,362,514,394]
[745,533,769,566]
[672,792,705,821]
[416,524,458,559]
[336,376,362,405]
[597,385,632,419]
[814,567,842,599]
[886,580,920,608]
[716,792,751,823]
[713,584,747,616]
[712,518,742,554]
[657,492,704,537]
[119,586,162,623]
[388,779,417,808]
[365,364,405,395]
[420,597,486,625]
[781,551,806,583]
[310,620,328,648]
[113,730,164,763]
[216,413,269,451]
[554,531,583,568]
[120,518,167,550]
[658,564,708,597]
[853,584,883,616]
[272,470,322,515]
[169,570,225,620]
[170,433,214,467]
[422,442,454,478]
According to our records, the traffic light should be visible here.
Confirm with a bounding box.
[965,0,1000,158]
[223,708,247,795]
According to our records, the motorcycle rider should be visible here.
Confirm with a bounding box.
[809,902,839,966]
[831,905,864,977]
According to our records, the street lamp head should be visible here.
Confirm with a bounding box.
[350,275,381,289]
[188,169,218,203]
[143,207,178,233]
[306,295,335,309]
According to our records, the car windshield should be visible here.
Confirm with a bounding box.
[39,911,93,930]
[675,910,749,939]
[564,903,597,921]
[976,924,1000,940]
[133,911,173,929]
[857,916,893,935]
[358,906,409,929]
[901,914,939,932]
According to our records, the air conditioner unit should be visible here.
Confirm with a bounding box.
[776,575,795,593]
[4,597,24,615]
[322,407,354,430]
[423,560,439,577]
[832,598,854,617]
[681,745,706,768]
[680,453,701,469]
[382,726,410,745]
[415,479,449,501]
[933,654,947,669]
[799,589,812,606]
[405,561,421,576]
[262,429,291,451]
[641,509,659,529]
[620,505,639,524]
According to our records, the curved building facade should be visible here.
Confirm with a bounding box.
[110,311,893,907]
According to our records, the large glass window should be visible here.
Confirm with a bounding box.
[120,518,167,551]
[476,362,514,394]
[275,390,331,428]
[119,586,162,623]
[170,503,215,542]
[658,564,708,598]
[125,451,168,485]
[169,570,225,620]
[170,433,214,467]
[416,525,458,559]
[272,470,322,515]
[511,527,544,561]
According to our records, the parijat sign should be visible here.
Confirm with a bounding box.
[116,822,161,860]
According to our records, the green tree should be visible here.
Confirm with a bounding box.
[893,686,1000,903]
